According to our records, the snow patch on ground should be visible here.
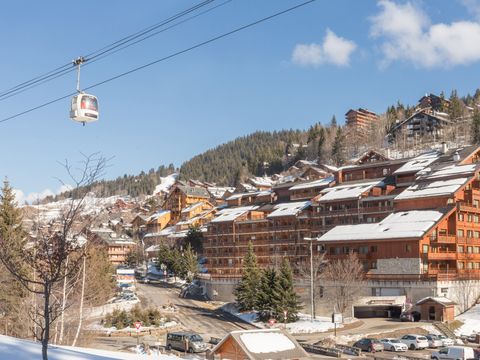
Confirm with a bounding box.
[456,304,480,336]
[86,298,140,318]
[286,314,343,334]
[153,174,178,195]
[222,305,348,334]
[0,334,180,359]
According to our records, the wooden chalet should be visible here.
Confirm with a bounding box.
[163,184,211,224]
[207,329,309,360]
[90,229,136,266]
[390,110,451,141]
[146,210,171,234]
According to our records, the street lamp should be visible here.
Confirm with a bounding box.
[304,236,321,322]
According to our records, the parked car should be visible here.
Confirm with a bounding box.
[437,335,455,347]
[166,332,208,353]
[431,346,475,360]
[399,334,429,350]
[426,335,445,348]
[400,311,421,322]
[353,338,384,352]
[380,338,408,352]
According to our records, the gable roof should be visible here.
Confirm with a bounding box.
[176,185,210,198]
[318,180,381,202]
[393,151,441,175]
[211,329,309,360]
[211,206,258,223]
[416,296,456,306]
[267,201,311,218]
[288,176,334,191]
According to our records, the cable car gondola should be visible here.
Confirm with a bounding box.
[70,93,98,123]
[70,56,99,125]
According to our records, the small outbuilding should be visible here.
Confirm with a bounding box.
[207,328,310,360]
[416,297,456,322]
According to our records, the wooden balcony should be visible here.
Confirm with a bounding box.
[316,206,393,217]
[458,203,480,213]
[432,235,457,244]
[428,252,457,260]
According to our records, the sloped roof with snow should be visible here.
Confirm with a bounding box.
[319,210,447,242]
[318,180,381,202]
[211,206,258,223]
[289,176,334,191]
[147,210,171,222]
[393,151,440,175]
[211,329,309,360]
[181,201,204,214]
[418,163,477,180]
[395,177,469,200]
[267,201,311,218]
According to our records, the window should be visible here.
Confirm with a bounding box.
[458,262,465,269]
[467,262,474,270]
[467,246,473,253]
[475,215,480,223]
[458,229,465,238]
[474,262,480,270]
[468,214,473,222]
[475,231,480,238]
[343,246,350,254]
[458,213,465,221]
[359,246,369,254]
[334,247,342,255]
[475,200,480,208]
[474,246,480,254]
[370,245,378,253]
[422,245,429,254]
[468,230,473,238]
[405,244,412,253]
[458,245,464,253]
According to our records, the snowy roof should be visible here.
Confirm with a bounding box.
[419,164,477,180]
[321,164,339,172]
[181,201,203,214]
[226,190,272,201]
[267,201,311,218]
[240,183,258,192]
[147,210,170,222]
[288,176,334,191]
[211,206,258,223]
[318,180,380,202]
[249,176,273,187]
[416,296,456,306]
[143,225,177,239]
[393,151,440,175]
[319,210,446,242]
[208,186,235,199]
[211,329,308,360]
[395,177,469,200]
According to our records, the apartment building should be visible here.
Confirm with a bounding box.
[345,108,379,135]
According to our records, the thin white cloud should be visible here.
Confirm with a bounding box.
[370,0,480,68]
[14,184,73,205]
[292,29,357,67]
[462,0,480,21]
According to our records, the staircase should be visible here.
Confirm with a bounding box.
[433,321,457,339]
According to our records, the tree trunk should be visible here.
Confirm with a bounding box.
[42,284,50,360]
[58,255,69,344]
[72,255,86,347]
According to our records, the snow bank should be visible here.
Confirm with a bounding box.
[0,334,180,359]
[456,304,480,336]
[286,314,342,334]
[153,174,178,195]
[86,298,140,318]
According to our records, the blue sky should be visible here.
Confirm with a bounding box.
[1,0,480,202]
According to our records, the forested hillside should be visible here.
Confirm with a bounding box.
[179,130,306,185]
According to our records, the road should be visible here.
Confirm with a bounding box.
[136,281,257,340]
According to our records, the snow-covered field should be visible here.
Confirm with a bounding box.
[456,304,480,336]
[0,335,180,360]
[221,304,347,334]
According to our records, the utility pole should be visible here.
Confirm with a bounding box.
[304,237,320,322]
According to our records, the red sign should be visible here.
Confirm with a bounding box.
[134,322,142,331]
[268,319,276,326]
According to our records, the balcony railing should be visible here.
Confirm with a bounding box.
[316,206,394,217]
[433,235,457,243]
[428,252,457,260]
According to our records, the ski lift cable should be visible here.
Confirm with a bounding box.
[0,0,218,100]
[0,0,316,125]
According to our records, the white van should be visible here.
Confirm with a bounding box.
[431,346,475,360]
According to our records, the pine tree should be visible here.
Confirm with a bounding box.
[0,179,28,337]
[182,243,198,283]
[234,241,261,311]
[257,268,281,321]
[330,115,337,128]
[472,107,480,144]
[331,127,346,166]
[317,127,326,163]
[449,89,465,120]
[276,258,301,322]
[185,226,204,254]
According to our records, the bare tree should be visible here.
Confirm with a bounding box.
[0,153,106,360]
[321,252,365,317]
[296,251,325,318]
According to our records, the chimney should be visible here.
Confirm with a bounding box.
[453,151,460,162]
[441,142,448,154]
